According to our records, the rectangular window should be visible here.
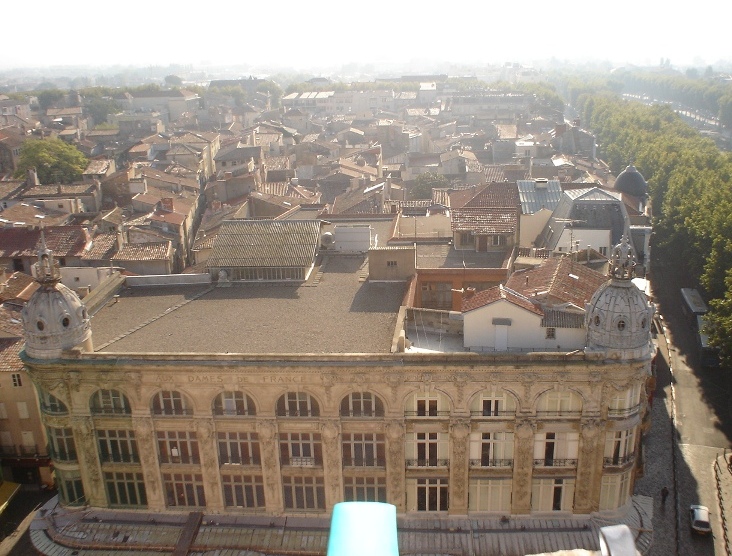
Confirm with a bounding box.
[11,374,22,387]
[218,432,260,465]
[343,476,387,502]
[470,432,514,467]
[48,427,76,462]
[533,432,579,466]
[531,478,575,512]
[387,260,397,267]
[469,479,512,512]
[98,430,139,463]
[604,428,636,465]
[105,471,147,507]
[406,432,448,467]
[163,473,206,507]
[221,474,266,508]
[599,471,632,511]
[279,433,322,466]
[16,402,29,419]
[410,478,448,511]
[57,470,85,506]
[157,431,200,464]
[282,475,325,510]
[342,433,385,467]
[0,403,8,419]
[545,327,556,340]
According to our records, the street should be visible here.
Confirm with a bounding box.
[644,258,732,556]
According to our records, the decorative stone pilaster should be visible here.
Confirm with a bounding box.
[449,418,471,514]
[386,421,405,511]
[134,417,165,510]
[574,418,604,514]
[71,416,105,507]
[511,419,536,514]
[195,419,223,511]
[320,420,342,511]
[257,419,283,514]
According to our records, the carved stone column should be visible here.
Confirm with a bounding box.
[134,417,165,510]
[320,420,342,511]
[449,419,470,515]
[195,419,223,511]
[574,418,604,514]
[511,419,535,514]
[386,421,405,511]
[257,419,283,514]
[71,416,105,507]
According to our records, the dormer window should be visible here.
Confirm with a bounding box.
[617,320,626,331]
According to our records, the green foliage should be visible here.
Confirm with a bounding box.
[164,74,183,87]
[411,172,448,200]
[36,89,65,111]
[14,138,89,184]
[575,88,732,359]
[84,96,121,126]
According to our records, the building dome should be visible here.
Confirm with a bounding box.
[22,242,92,359]
[585,237,654,359]
[614,164,647,198]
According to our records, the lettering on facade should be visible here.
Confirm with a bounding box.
[187,375,224,383]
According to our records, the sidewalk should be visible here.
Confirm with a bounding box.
[714,452,732,555]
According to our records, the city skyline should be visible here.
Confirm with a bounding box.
[3,0,731,74]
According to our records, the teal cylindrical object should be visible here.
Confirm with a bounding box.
[326,501,399,556]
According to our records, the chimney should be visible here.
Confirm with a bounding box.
[27,167,40,186]
[116,231,125,250]
[160,198,175,213]
[464,287,476,299]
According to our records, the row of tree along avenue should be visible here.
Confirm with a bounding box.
[572,91,732,366]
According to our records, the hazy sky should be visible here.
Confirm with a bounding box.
[2,0,729,72]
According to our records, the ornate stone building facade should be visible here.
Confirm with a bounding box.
[20,238,654,518]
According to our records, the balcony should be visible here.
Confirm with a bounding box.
[342,457,386,468]
[607,405,641,419]
[212,409,255,417]
[603,454,635,467]
[285,456,318,467]
[533,458,578,468]
[404,411,450,418]
[41,405,69,416]
[91,407,132,416]
[151,408,194,417]
[52,450,78,463]
[220,456,260,466]
[536,410,582,419]
[100,453,140,464]
[406,459,449,468]
[469,458,513,468]
[470,410,515,419]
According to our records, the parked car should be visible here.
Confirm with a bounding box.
[690,505,712,535]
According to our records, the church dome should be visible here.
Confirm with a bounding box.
[22,244,92,359]
[585,237,654,359]
[614,164,648,198]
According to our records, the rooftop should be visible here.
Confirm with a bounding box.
[89,254,405,355]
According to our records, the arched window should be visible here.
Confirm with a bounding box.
[536,390,582,417]
[276,392,319,417]
[469,389,516,417]
[151,391,192,416]
[40,391,68,415]
[90,389,131,415]
[404,391,450,417]
[213,391,256,416]
[340,392,384,417]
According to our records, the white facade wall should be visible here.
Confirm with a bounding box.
[463,299,586,352]
[555,228,611,255]
[519,208,553,248]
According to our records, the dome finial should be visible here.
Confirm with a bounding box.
[34,228,61,286]
[609,236,636,280]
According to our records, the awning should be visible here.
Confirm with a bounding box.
[0,481,21,514]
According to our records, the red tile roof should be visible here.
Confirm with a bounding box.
[451,207,517,234]
[462,284,543,315]
[0,338,24,373]
[505,256,607,308]
[0,226,90,258]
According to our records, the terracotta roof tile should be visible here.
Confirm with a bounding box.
[0,338,23,372]
[112,242,171,262]
[0,226,89,258]
[462,284,543,315]
[451,207,517,234]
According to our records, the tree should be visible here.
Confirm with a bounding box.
[164,74,183,87]
[36,89,65,111]
[14,138,89,184]
[411,172,448,200]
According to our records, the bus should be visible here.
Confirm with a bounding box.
[680,288,720,368]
